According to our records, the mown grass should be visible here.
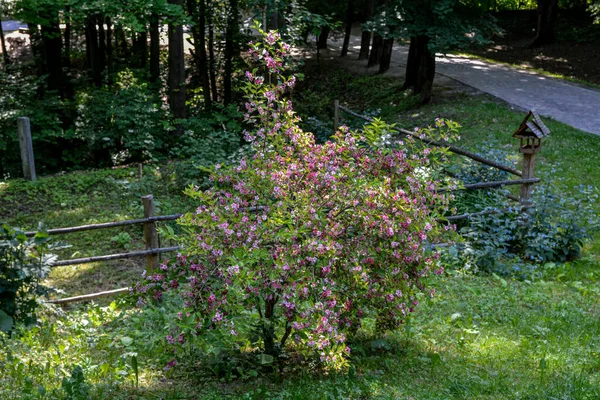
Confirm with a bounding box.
[1,62,599,399]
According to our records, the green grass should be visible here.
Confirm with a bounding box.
[1,63,599,399]
[0,165,197,298]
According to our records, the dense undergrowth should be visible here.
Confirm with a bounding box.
[1,60,599,399]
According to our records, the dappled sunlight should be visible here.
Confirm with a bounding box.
[46,259,143,297]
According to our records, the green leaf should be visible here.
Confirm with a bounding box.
[258,354,274,365]
[121,336,134,346]
[131,355,139,388]
[0,310,14,333]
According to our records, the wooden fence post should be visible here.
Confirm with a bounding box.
[334,100,340,132]
[142,195,158,273]
[519,152,536,206]
[17,117,36,181]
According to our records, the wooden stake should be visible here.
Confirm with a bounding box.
[142,195,158,273]
[17,117,36,181]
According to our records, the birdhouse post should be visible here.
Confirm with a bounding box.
[512,110,550,205]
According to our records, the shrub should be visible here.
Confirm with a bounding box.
[0,224,57,333]
[135,26,456,371]
[444,184,599,277]
[168,104,245,188]
[74,69,170,165]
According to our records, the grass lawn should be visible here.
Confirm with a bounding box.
[1,63,599,399]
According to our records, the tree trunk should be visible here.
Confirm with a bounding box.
[168,0,187,135]
[317,25,330,50]
[41,15,64,94]
[86,16,102,86]
[106,17,113,73]
[530,0,558,48]
[223,0,238,105]
[150,13,160,83]
[27,24,46,90]
[197,0,212,107]
[63,6,71,67]
[341,0,353,57]
[414,35,435,104]
[402,37,417,90]
[98,15,107,73]
[358,0,374,60]
[0,13,9,66]
[378,38,394,73]
[115,24,128,58]
[367,33,383,67]
[207,0,218,102]
[134,30,148,68]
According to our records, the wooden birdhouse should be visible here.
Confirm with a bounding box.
[512,110,550,154]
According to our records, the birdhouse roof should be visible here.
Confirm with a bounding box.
[512,110,551,139]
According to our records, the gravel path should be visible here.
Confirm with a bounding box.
[329,35,600,135]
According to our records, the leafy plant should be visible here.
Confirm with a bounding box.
[135,26,457,372]
[0,224,59,332]
[110,232,133,250]
[445,184,599,277]
[61,365,90,400]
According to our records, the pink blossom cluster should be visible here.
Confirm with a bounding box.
[136,27,457,371]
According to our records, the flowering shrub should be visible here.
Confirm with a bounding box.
[136,26,459,371]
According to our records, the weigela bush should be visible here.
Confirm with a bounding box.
[136,26,459,371]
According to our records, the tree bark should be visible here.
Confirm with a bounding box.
[98,15,107,73]
[106,17,113,74]
[63,6,71,67]
[41,14,64,94]
[150,13,160,83]
[223,0,238,105]
[402,37,417,90]
[197,0,212,107]
[341,0,353,57]
[86,16,102,86]
[378,38,394,73]
[0,13,9,66]
[317,25,330,50]
[134,30,148,68]
[414,35,435,104]
[530,0,558,48]
[367,33,383,67]
[207,0,218,102]
[168,0,187,135]
[358,0,374,60]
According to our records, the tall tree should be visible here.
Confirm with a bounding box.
[0,11,9,66]
[223,0,239,105]
[340,0,353,57]
[149,12,160,83]
[394,0,497,103]
[168,0,186,134]
[358,0,374,60]
[530,0,558,48]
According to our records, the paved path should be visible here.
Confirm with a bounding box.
[329,36,600,135]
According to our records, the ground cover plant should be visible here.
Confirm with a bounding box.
[0,47,599,400]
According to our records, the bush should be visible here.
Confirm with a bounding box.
[444,185,599,277]
[136,26,457,372]
[0,224,57,333]
[74,69,170,165]
[168,104,245,188]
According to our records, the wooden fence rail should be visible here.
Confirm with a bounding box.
[336,104,523,177]
[334,101,540,210]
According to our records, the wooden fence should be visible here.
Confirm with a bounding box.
[30,105,541,304]
[333,101,541,216]
[26,195,182,304]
